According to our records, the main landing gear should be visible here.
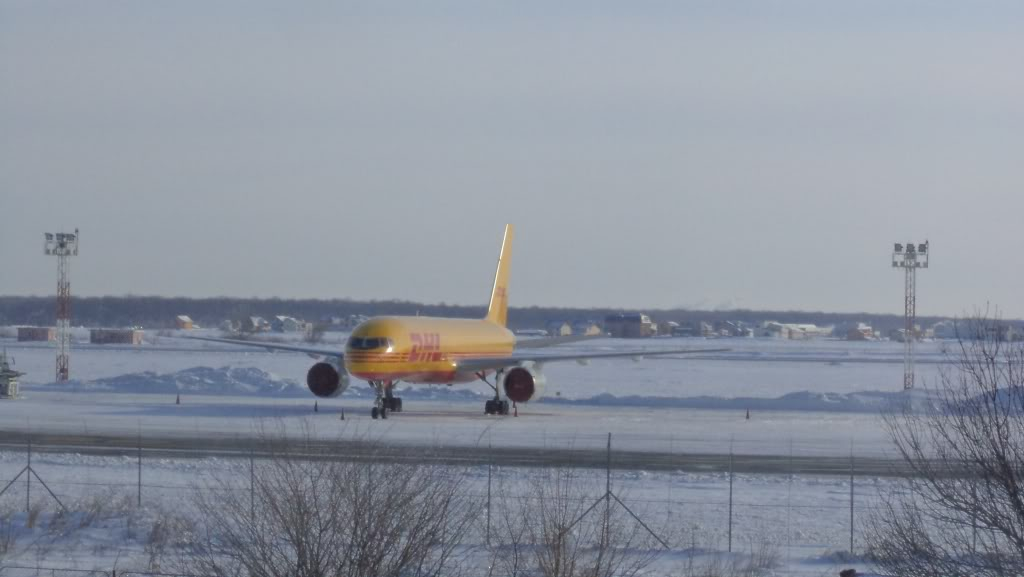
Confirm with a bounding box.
[479,370,511,416]
[370,380,403,420]
[484,398,510,416]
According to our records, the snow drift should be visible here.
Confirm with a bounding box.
[29,366,937,413]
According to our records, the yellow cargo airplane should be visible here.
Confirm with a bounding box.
[191,225,725,419]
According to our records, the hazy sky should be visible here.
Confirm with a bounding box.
[2,1,1023,316]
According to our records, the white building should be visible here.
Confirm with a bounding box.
[757,321,833,340]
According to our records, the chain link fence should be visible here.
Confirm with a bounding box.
[0,433,893,575]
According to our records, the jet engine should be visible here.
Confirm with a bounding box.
[501,363,546,403]
[306,360,351,398]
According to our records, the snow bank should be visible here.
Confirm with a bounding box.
[40,366,309,397]
[545,389,936,413]
[31,366,942,413]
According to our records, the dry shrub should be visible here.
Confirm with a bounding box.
[486,467,666,577]
[181,431,476,577]
[868,313,1024,576]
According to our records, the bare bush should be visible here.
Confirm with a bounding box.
[144,506,198,572]
[25,502,42,529]
[486,468,665,577]
[0,505,16,557]
[679,540,779,577]
[181,432,476,577]
[77,489,134,529]
[868,314,1024,576]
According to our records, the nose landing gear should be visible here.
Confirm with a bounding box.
[370,380,403,419]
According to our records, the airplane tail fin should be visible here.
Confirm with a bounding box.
[485,224,513,327]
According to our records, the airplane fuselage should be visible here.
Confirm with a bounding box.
[344,316,515,384]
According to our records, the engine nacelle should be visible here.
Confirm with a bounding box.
[306,360,351,398]
[501,363,546,403]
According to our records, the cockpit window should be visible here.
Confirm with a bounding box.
[349,337,393,351]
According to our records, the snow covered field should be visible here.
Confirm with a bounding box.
[0,334,946,457]
[7,332,949,401]
[0,446,887,576]
[0,334,929,574]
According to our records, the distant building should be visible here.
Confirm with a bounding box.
[670,324,697,337]
[272,316,307,333]
[571,320,603,336]
[17,327,55,342]
[715,321,754,338]
[978,323,1020,342]
[932,320,958,339]
[698,321,714,337]
[320,315,369,331]
[546,321,572,337]
[846,323,874,341]
[239,317,270,333]
[90,328,144,345]
[175,315,194,330]
[758,322,832,340]
[658,321,680,336]
[605,313,657,338]
[757,322,786,338]
[889,326,923,342]
[928,320,1021,341]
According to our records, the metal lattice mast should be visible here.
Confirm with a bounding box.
[44,230,79,382]
[892,241,928,390]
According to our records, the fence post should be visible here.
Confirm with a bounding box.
[667,433,673,519]
[26,439,31,515]
[849,448,855,554]
[728,442,734,553]
[605,432,612,538]
[137,434,143,507]
[250,446,256,521]
[787,439,793,564]
[486,437,492,546]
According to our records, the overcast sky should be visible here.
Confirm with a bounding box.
[2,1,1023,316]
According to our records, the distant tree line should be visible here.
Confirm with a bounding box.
[0,295,973,334]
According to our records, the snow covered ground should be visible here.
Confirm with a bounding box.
[0,333,947,457]
[7,331,950,401]
[0,447,887,576]
[0,334,932,574]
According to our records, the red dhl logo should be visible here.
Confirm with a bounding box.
[408,332,442,363]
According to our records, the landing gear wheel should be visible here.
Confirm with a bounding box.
[371,406,379,419]
[485,400,510,415]
[380,406,388,420]
[384,397,403,413]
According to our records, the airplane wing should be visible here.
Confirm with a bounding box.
[454,347,730,373]
[514,335,603,349]
[183,335,344,358]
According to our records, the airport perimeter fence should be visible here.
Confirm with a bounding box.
[0,432,900,574]
[0,568,198,577]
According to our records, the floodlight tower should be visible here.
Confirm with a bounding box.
[892,240,929,390]
[44,230,79,382]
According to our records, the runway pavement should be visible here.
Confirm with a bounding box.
[0,428,918,477]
